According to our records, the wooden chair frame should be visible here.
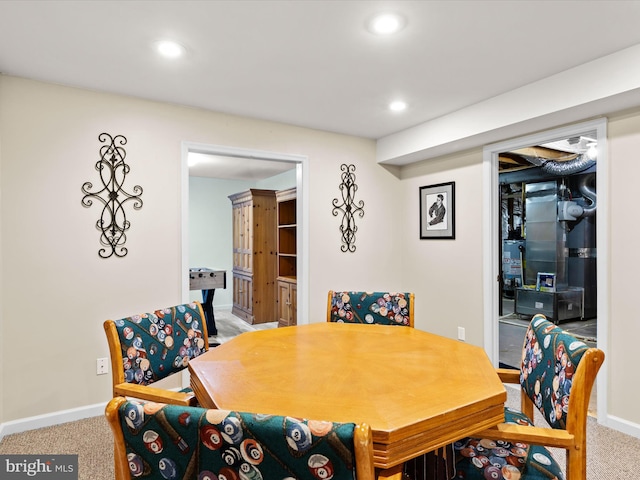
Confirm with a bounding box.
[105,396,376,480]
[327,291,415,327]
[103,302,208,406]
[473,347,604,480]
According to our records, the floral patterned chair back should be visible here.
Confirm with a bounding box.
[105,396,376,480]
[104,302,208,406]
[452,314,604,480]
[327,291,414,327]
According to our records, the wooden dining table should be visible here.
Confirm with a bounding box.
[188,322,506,479]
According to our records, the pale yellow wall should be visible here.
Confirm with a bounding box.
[397,115,640,428]
[0,76,4,416]
[2,74,640,431]
[0,75,400,422]
[607,108,640,425]
[398,150,484,338]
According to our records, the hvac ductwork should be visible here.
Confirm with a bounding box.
[518,154,597,221]
[519,154,596,176]
[578,173,596,217]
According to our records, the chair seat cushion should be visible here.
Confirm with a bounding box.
[453,407,564,479]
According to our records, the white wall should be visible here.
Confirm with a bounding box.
[0,75,386,424]
[396,116,640,431]
[2,74,639,436]
[256,169,297,191]
[607,109,640,428]
[188,176,253,308]
[399,150,484,338]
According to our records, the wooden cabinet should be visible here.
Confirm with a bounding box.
[276,188,297,326]
[228,189,277,324]
[277,279,297,327]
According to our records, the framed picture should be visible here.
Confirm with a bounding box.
[419,181,455,239]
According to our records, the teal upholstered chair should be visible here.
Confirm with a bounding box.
[452,314,604,480]
[104,302,209,406]
[105,396,376,480]
[327,291,414,327]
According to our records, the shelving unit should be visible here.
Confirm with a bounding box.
[276,188,297,327]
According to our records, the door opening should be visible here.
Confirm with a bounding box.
[483,118,608,422]
[180,142,309,335]
[497,134,597,371]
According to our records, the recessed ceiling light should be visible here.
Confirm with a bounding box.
[156,40,185,58]
[389,100,407,112]
[367,13,406,35]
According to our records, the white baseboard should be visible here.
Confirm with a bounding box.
[605,414,640,439]
[0,402,107,440]
[0,388,186,440]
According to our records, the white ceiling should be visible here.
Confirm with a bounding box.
[2,0,640,178]
[188,152,295,180]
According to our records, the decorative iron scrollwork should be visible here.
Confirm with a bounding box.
[332,163,364,252]
[81,133,143,258]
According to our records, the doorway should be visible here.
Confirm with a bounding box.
[482,118,608,421]
[180,141,309,330]
[497,133,598,376]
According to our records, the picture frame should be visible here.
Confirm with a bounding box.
[419,181,455,239]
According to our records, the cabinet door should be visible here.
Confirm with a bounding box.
[232,201,253,273]
[231,204,243,269]
[277,280,297,327]
[240,201,253,272]
[277,281,290,327]
[233,273,254,322]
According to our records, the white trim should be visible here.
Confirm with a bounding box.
[482,118,609,426]
[180,141,310,325]
[482,143,500,365]
[593,120,609,425]
[604,415,640,440]
[297,161,310,326]
[0,402,107,440]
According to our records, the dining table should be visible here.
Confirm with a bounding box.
[188,322,506,480]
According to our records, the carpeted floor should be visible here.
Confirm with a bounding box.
[1,313,638,479]
[2,386,638,479]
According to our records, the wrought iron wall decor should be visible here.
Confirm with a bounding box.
[81,133,143,258]
[331,163,364,252]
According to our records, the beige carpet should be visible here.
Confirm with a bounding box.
[1,314,638,479]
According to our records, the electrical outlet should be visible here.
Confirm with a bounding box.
[97,357,109,375]
[457,327,466,341]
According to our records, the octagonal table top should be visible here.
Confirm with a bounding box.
[188,322,506,470]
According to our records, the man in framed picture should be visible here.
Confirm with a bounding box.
[428,193,446,226]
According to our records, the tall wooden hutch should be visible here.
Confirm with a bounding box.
[228,189,277,324]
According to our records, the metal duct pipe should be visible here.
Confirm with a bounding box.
[578,173,597,217]
[519,154,596,176]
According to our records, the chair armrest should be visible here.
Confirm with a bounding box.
[114,383,197,406]
[354,423,376,480]
[473,423,575,449]
[105,397,132,480]
[496,368,520,384]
